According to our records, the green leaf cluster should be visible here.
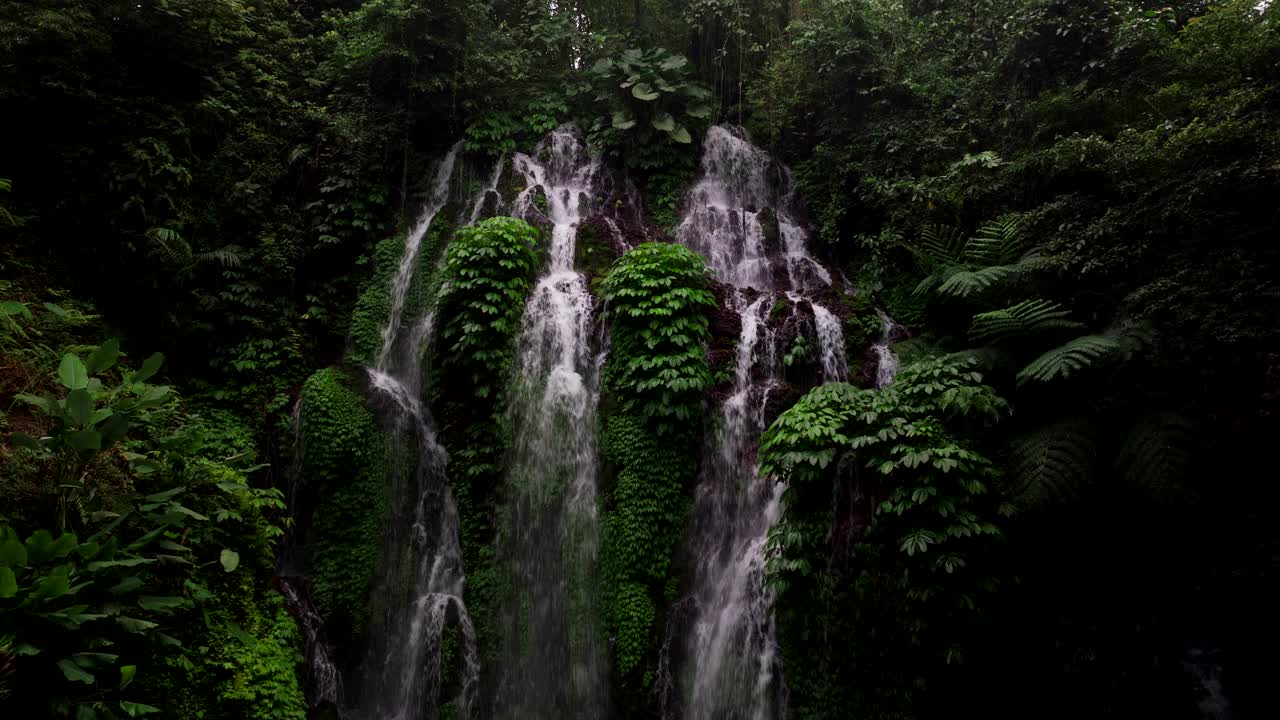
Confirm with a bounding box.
[759,355,1008,718]
[599,242,716,433]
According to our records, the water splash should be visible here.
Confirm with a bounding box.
[495,126,608,720]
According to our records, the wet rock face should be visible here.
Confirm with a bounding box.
[474,190,503,221]
[707,279,744,403]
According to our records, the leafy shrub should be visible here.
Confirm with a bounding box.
[760,355,1009,717]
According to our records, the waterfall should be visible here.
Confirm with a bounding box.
[359,144,478,720]
[279,576,345,711]
[872,309,902,388]
[495,126,608,719]
[664,125,846,720]
[377,142,461,370]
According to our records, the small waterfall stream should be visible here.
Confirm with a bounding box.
[872,309,903,388]
[664,125,847,720]
[495,126,609,719]
[359,144,478,720]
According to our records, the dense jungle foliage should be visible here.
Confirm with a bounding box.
[1,0,1276,718]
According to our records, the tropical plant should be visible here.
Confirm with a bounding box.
[586,47,714,169]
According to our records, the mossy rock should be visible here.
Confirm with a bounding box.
[298,367,387,647]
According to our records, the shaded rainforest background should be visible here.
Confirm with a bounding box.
[0,0,1277,718]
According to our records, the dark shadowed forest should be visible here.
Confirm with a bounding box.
[1,1,1277,718]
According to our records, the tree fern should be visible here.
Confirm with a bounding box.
[969,299,1084,344]
[935,263,1022,298]
[964,215,1025,265]
[1116,413,1195,502]
[1010,420,1096,508]
[919,223,968,265]
[1016,333,1131,384]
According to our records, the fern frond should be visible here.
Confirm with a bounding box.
[965,214,1025,265]
[146,225,192,263]
[919,224,968,265]
[913,271,942,297]
[1117,413,1195,502]
[969,299,1085,344]
[197,246,244,268]
[1016,333,1127,384]
[1010,420,1096,508]
[935,263,1021,298]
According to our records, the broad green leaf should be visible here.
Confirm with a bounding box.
[66,388,92,427]
[0,567,16,597]
[686,103,712,119]
[142,487,184,503]
[611,111,636,130]
[59,353,89,390]
[12,432,45,450]
[58,658,95,684]
[43,302,69,318]
[99,414,130,448]
[138,595,185,612]
[87,339,120,374]
[130,352,165,383]
[67,430,102,451]
[632,83,659,101]
[120,665,136,689]
[87,558,154,571]
[34,572,71,600]
[669,125,692,144]
[659,54,687,71]
[220,549,240,573]
[1,537,28,565]
[14,392,56,414]
[119,701,161,717]
[0,300,31,318]
[110,576,144,595]
[651,112,675,132]
[169,504,208,521]
[133,385,172,410]
[115,616,158,633]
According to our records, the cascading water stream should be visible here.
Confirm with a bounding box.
[872,309,903,388]
[377,143,461,370]
[359,144,478,720]
[664,125,847,720]
[494,126,608,720]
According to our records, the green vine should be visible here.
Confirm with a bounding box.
[597,242,714,690]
